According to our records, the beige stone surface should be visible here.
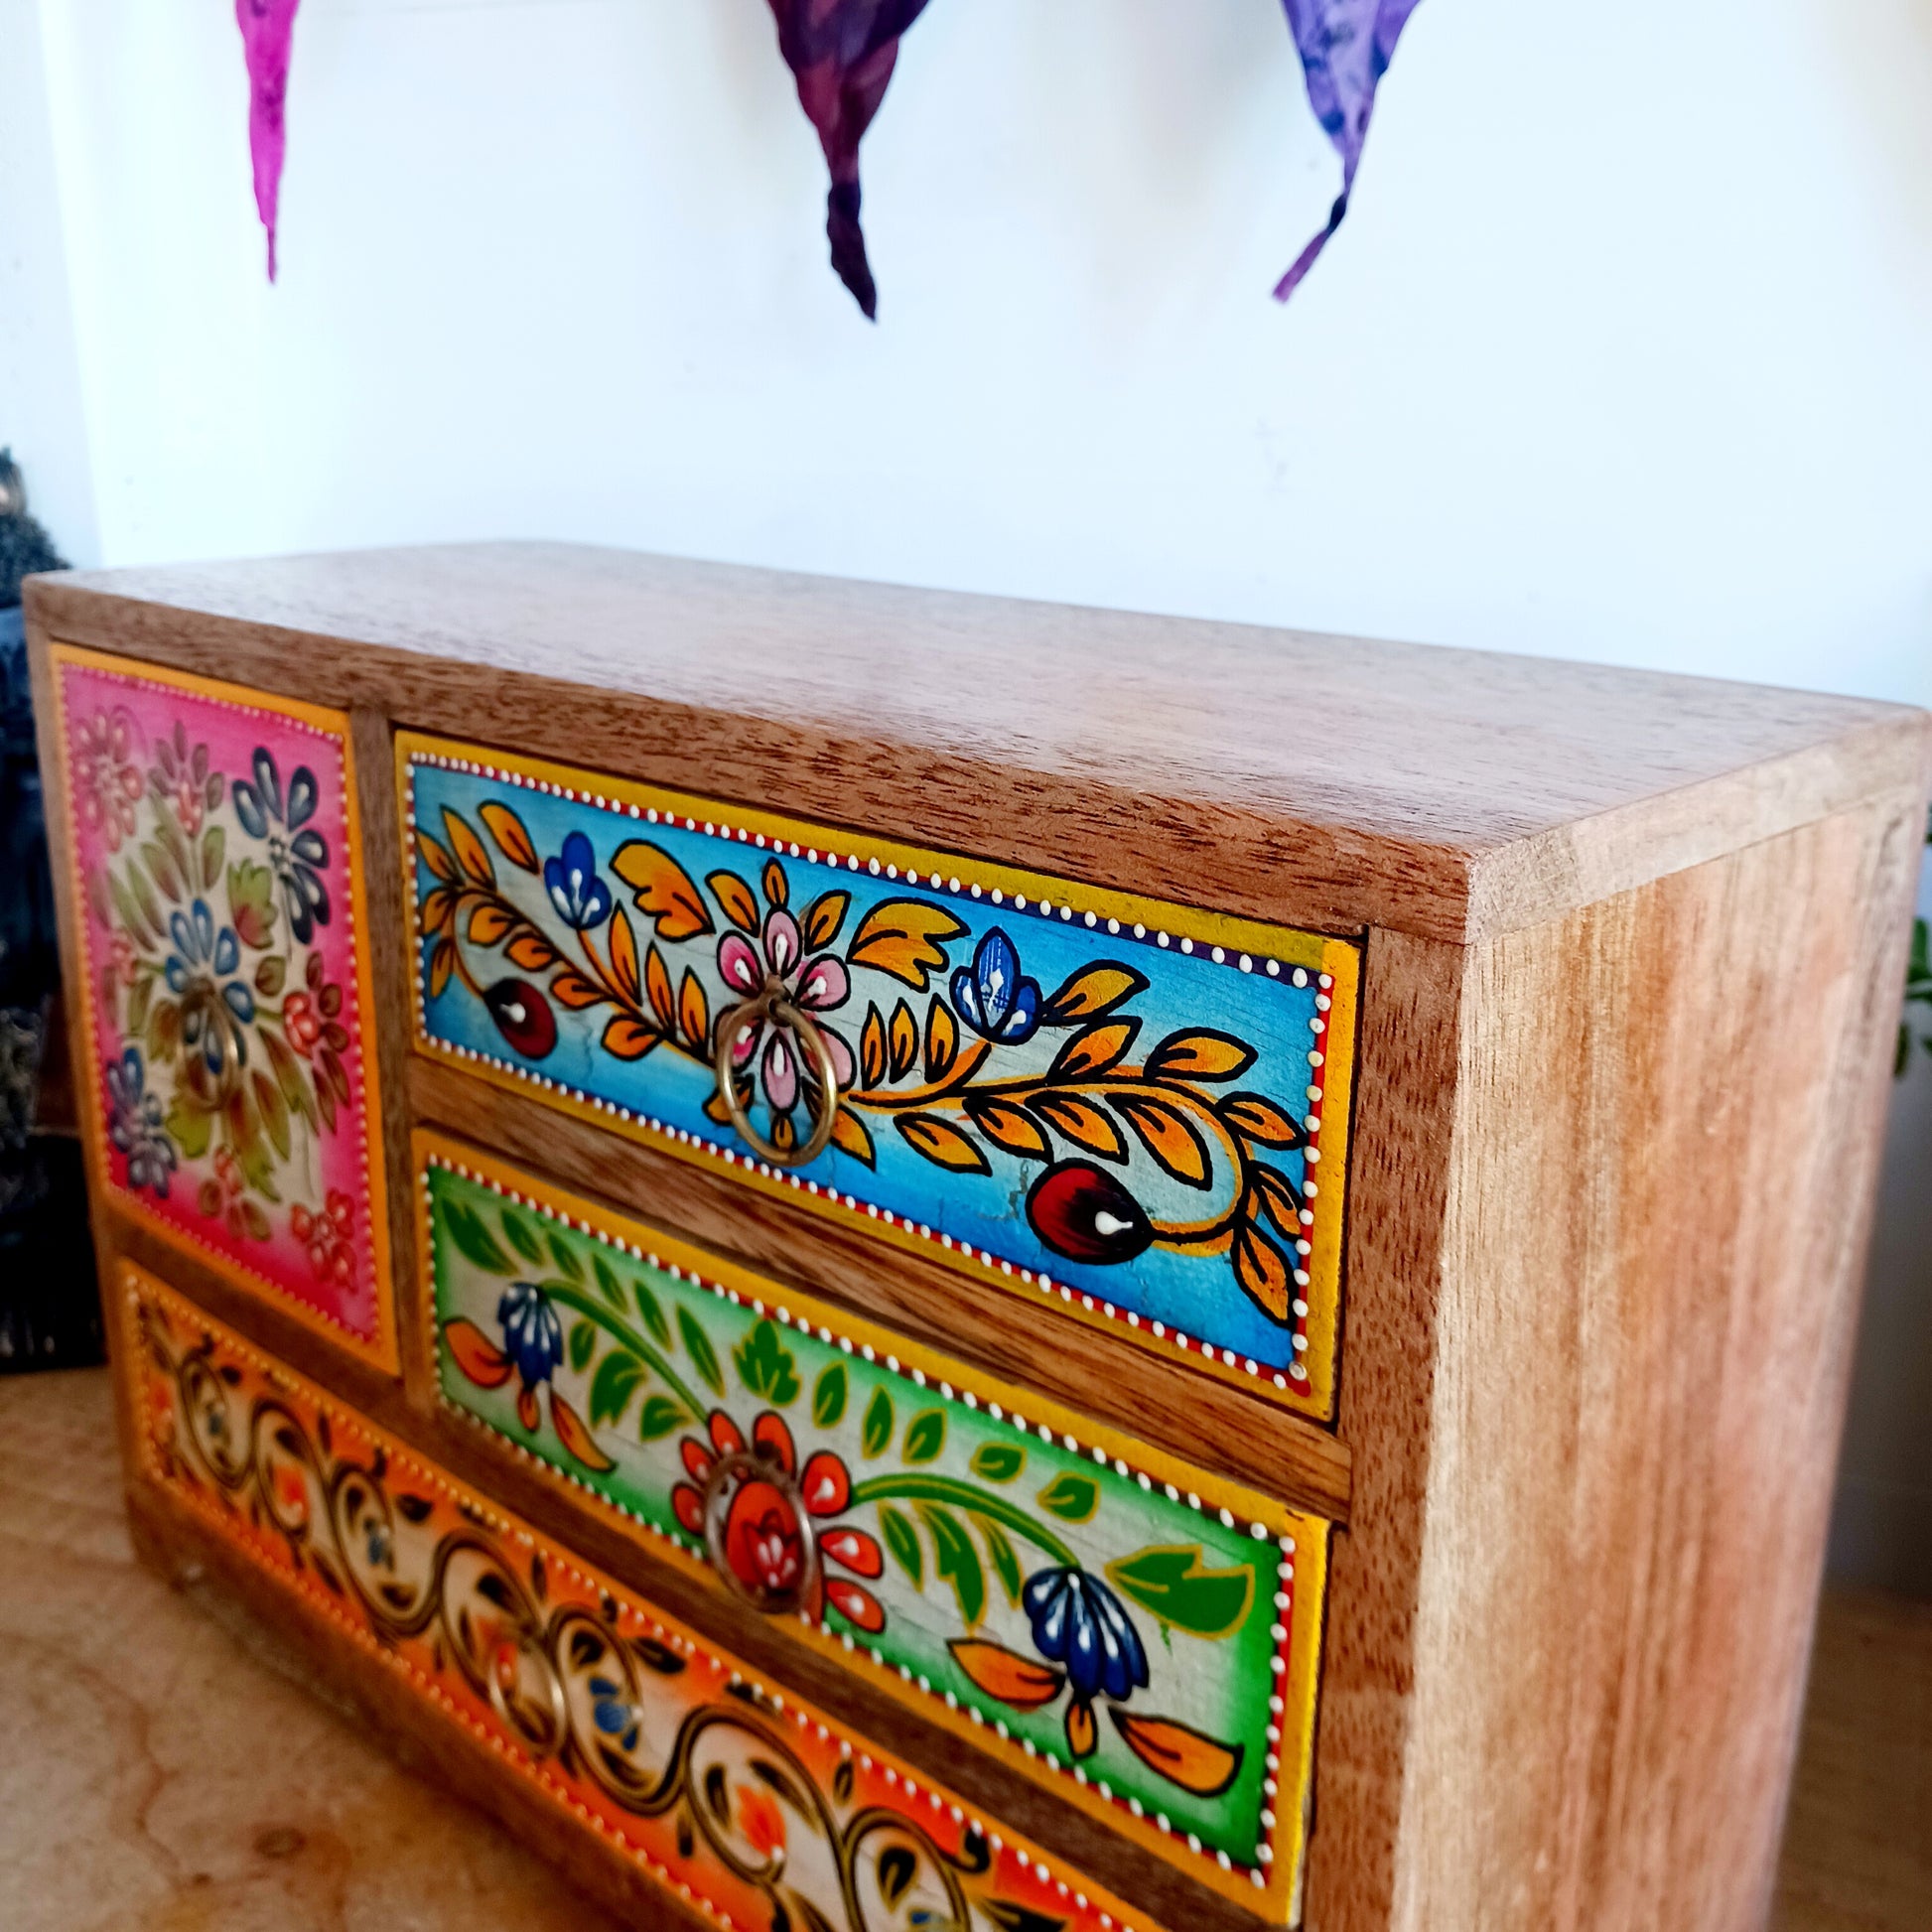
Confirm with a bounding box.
[2,1363,1927,1931]
[0,1365,622,1932]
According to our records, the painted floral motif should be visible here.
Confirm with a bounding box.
[411,768,1342,1390]
[134,1271,1170,1932]
[426,1155,1311,1868]
[60,656,383,1348]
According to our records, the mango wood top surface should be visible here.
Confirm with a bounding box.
[29,544,1929,945]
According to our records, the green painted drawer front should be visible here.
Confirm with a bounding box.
[417,1130,1329,1921]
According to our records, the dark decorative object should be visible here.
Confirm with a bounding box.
[765,0,932,319]
[0,449,99,1372]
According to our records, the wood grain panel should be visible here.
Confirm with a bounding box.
[1306,793,1928,1932]
[26,545,1925,945]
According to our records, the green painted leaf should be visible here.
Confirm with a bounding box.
[568,1319,597,1373]
[862,1388,895,1458]
[164,1096,213,1163]
[1105,1545,1256,1638]
[633,1277,670,1345]
[1036,1471,1100,1524]
[253,953,286,997]
[977,1517,1024,1604]
[201,825,225,893]
[593,1253,625,1311]
[879,1504,922,1587]
[677,1307,725,1396]
[443,1200,512,1274]
[546,1229,586,1282]
[589,1349,645,1429]
[969,1442,1026,1483]
[637,1395,684,1441]
[813,1362,849,1429]
[499,1208,544,1265]
[920,1504,986,1627]
[734,1318,800,1405]
[125,976,152,1037]
[901,1409,946,1465]
[225,859,277,950]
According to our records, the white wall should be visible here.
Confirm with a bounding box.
[7,0,1931,1580]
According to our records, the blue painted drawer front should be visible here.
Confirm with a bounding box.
[399,734,1359,1416]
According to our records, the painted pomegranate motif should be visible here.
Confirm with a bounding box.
[483,978,557,1059]
[1025,1161,1155,1265]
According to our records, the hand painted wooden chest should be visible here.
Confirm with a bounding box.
[26,545,1931,1932]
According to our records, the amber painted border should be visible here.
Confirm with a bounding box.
[120,1261,1179,1932]
[51,644,397,1372]
[395,731,1361,1420]
[413,1128,1328,1920]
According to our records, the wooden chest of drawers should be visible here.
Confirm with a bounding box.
[26,545,1931,1932]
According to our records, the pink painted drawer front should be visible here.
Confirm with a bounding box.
[50,646,394,1366]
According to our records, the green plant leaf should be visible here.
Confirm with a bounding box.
[589,1349,645,1429]
[568,1319,597,1374]
[593,1253,625,1311]
[677,1307,725,1396]
[633,1277,670,1345]
[919,1504,986,1627]
[977,1517,1024,1604]
[879,1504,922,1587]
[545,1229,585,1282]
[901,1409,946,1465]
[969,1442,1026,1483]
[862,1387,895,1458]
[734,1318,800,1405]
[637,1394,683,1441]
[442,1200,512,1275]
[1036,1471,1100,1524]
[499,1208,544,1265]
[813,1362,849,1429]
[1104,1545,1256,1638]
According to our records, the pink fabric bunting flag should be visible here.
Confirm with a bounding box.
[236,0,301,281]
[1276,0,1422,301]
[765,0,933,319]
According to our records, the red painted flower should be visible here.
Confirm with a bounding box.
[76,708,145,851]
[281,989,323,1056]
[290,1187,355,1287]
[672,1408,885,1632]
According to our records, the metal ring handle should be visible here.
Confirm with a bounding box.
[699,1449,820,1617]
[712,976,842,1168]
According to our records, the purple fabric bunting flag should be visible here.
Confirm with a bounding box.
[236,0,300,281]
[765,0,932,319]
[1276,0,1421,301]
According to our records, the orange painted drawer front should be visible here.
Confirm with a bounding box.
[417,1130,1328,1918]
[51,647,394,1366]
[399,734,1359,1417]
[124,1262,1173,1932]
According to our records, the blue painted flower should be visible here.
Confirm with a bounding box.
[949,927,1041,1045]
[1022,1567,1149,1705]
[104,1046,178,1198]
[497,1281,565,1391]
[542,830,613,930]
[589,1674,643,1752]
[232,748,331,942]
[164,898,256,1076]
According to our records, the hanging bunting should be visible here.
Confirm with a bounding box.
[1276,0,1421,301]
[237,0,301,281]
[765,0,933,319]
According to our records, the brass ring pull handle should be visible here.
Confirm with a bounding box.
[712,974,842,1169]
[698,1449,820,1617]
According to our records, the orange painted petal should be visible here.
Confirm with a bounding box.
[550,1391,616,1472]
[799,1450,851,1516]
[680,1439,716,1483]
[753,1410,795,1475]
[709,1410,745,1457]
[1064,1698,1097,1759]
[820,1527,882,1578]
[516,1383,542,1434]
[672,1484,705,1536]
[1107,1709,1245,1798]
[826,1579,886,1634]
[947,1640,1065,1712]
[444,1318,512,1389]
